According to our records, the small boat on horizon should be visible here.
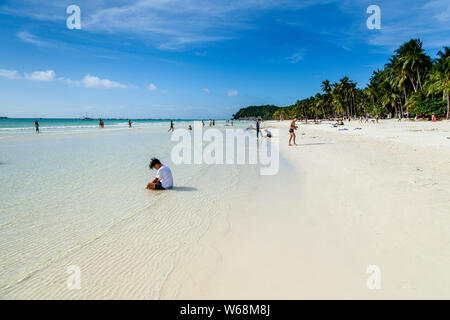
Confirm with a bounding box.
[81,113,94,121]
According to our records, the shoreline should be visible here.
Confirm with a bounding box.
[1,120,449,299]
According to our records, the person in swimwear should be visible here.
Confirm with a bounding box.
[168,120,174,132]
[289,118,298,146]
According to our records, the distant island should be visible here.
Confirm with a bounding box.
[233,105,279,120]
[0,117,8,119]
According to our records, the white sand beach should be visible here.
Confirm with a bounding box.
[178,119,450,299]
[1,120,449,299]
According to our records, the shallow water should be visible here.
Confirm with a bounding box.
[0,120,278,298]
[0,118,197,136]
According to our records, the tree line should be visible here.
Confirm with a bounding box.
[234,39,449,120]
[232,105,280,120]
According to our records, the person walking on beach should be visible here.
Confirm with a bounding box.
[202,120,205,127]
[146,158,173,190]
[128,120,132,128]
[256,119,261,138]
[34,121,39,134]
[212,120,215,127]
[99,119,104,128]
[289,118,298,146]
[168,120,174,132]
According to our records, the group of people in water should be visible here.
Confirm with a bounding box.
[168,119,236,132]
[98,119,132,128]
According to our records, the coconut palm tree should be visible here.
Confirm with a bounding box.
[383,88,401,117]
[426,47,450,118]
[321,80,332,95]
[397,39,432,93]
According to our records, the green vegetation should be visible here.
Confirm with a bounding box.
[232,105,279,120]
[238,40,450,120]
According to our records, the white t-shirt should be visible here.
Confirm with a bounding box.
[156,165,173,189]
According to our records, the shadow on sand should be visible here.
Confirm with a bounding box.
[171,186,197,192]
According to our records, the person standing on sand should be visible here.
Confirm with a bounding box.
[168,120,174,132]
[99,119,104,128]
[256,119,260,138]
[289,118,298,146]
[128,120,132,128]
[202,120,205,127]
[146,158,174,190]
[432,114,437,122]
[34,121,39,134]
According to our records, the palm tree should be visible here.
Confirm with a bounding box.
[321,80,333,118]
[426,47,450,118]
[397,39,432,93]
[314,93,325,119]
[321,80,332,94]
[383,90,401,117]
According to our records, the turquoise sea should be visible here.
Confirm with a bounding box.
[0,118,205,135]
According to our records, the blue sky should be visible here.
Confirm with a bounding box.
[0,0,449,119]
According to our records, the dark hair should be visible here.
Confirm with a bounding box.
[149,158,161,169]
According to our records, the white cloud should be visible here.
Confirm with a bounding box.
[82,75,127,89]
[287,52,304,63]
[0,69,21,79]
[148,83,158,91]
[3,0,329,50]
[4,0,449,52]
[227,89,238,97]
[25,70,56,81]
[202,88,211,94]
[0,68,129,89]
[17,31,51,47]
